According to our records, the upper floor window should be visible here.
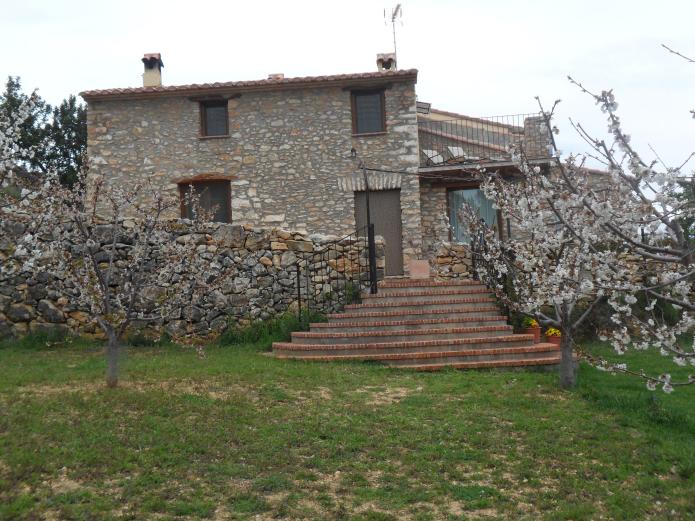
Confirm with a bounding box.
[351,90,385,135]
[200,100,228,137]
[179,180,231,223]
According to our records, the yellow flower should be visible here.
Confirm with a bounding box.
[545,327,561,337]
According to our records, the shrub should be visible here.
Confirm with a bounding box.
[218,311,326,348]
[521,316,539,328]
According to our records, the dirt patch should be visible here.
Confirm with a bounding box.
[16,379,261,403]
[354,385,421,405]
[469,507,501,518]
[448,500,465,517]
[46,467,83,495]
[289,385,334,403]
[41,509,62,521]
[212,504,231,520]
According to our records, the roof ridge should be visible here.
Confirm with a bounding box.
[80,69,418,100]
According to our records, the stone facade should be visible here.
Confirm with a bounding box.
[431,243,473,278]
[419,180,450,256]
[0,221,385,339]
[84,73,422,274]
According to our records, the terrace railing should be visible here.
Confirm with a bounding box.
[418,113,554,167]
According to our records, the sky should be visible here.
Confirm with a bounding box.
[2,0,693,169]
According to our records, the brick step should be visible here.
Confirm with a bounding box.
[344,297,498,313]
[378,278,479,289]
[398,355,563,372]
[326,307,502,322]
[275,344,559,364]
[272,334,534,357]
[362,288,493,303]
[385,344,559,366]
[374,283,488,295]
[310,315,509,332]
[292,324,513,345]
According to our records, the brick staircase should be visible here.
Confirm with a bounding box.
[272,278,561,371]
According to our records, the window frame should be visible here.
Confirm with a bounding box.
[199,99,229,138]
[445,185,503,244]
[351,89,386,136]
[178,179,232,223]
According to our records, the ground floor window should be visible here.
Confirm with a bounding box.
[179,180,231,223]
[448,188,497,243]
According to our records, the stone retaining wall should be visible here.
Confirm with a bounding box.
[431,242,473,279]
[0,222,384,339]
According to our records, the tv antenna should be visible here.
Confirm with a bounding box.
[384,4,403,67]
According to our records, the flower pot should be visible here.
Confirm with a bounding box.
[545,335,561,346]
[521,326,541,344]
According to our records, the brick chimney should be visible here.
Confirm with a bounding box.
[142,53,163,87]
[376,53,396,72]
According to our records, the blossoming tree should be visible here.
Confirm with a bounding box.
[462,72,695,390]
[2,94,233,388]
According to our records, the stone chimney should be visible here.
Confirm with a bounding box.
[376,53,396,72]
[142,53,164,87]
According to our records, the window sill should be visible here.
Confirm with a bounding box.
[352,131,387,138]
[198,134,230,140]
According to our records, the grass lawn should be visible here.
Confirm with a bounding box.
[0,334,694,520]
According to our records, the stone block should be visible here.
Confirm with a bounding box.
[280,251,298,267]
[69,311,91,324]
[286,240,313,253]
[452,263,468,274]
[7,304,34,322]
[38,300,65,323]
[213,225,246,248]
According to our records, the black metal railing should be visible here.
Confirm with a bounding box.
[418,113,554,167]
[469,226,516,321]
[293,225,381,318]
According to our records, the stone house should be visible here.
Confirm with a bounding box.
[80,53,554,278]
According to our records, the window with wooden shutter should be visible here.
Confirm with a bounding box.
[351,90,385,134]
[200,100,228,137]
[179,181,231,223]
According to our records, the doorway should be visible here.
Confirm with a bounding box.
[354,189,404,276]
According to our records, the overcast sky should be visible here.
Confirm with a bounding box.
[2,0,693,168]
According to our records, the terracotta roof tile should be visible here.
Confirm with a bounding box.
[80,69,418,101]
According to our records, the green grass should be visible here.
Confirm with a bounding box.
[0,334,693,520]
[217,311,326,347]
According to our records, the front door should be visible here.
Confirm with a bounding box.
[354,189,404,276]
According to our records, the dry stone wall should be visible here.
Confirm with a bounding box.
[431,243,473,279]
[0,221,384,339]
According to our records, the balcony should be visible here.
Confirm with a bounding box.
[418,112,555,168]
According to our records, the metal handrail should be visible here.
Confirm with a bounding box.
[292,225,379,319]
[469,225,516,322]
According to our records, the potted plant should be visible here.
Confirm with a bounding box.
[520,316,541,344]
[545,327,562,346]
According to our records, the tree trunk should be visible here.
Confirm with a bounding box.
[105,331,120,388]
[559,332,576,388]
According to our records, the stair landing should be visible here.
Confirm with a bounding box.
[272,278,561,371]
